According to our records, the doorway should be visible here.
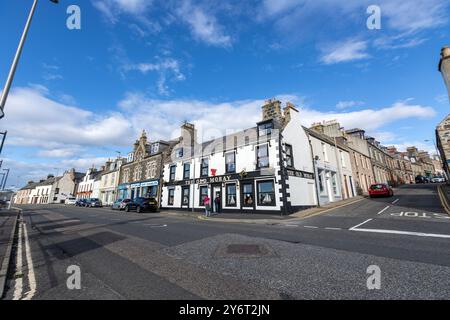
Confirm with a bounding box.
[211,184,222,213]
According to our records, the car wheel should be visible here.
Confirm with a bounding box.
[136,206,141,213]
[125,205,130,212]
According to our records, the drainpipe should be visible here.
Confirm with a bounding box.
[308,136,321,208]
[158,153,164,210]
[333,137,345,199]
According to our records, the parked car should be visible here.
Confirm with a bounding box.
[65,197,77,205]
[111,199,131,211]
[431,176,446,183]
[124,197,158,213]
[85,198,102,208]
[415,175,428,184]
[75,199,88,207]
[369,183,394,198]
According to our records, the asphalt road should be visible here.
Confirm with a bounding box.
[3,184,450,300]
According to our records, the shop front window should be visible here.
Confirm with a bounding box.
[318,169,325,195]
[168,189,174,205]
[182,187,190,206]
[199,186,208,206]
[257,180,275,206]
[332,173,338,195]
[226,184,237,207]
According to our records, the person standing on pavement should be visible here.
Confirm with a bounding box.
[204,195,211,217]
[214,193,221,214]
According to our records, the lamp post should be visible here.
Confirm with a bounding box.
[0,0,59,119]
[0,131,7,154]
[2,169,10,190]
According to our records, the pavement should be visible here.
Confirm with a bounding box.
[2,183,450,300]
[0,209,19,299]
[164,195,366,225]
[437,183,450,215]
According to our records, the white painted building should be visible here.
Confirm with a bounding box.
[161,100,317,215]
[29,175,59,204]
[76,168,103,200]
[305,127,356,205]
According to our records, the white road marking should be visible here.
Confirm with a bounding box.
[303,226,318,229]
[22,222,36,300]
[351,228,450,239]
[391,199,399,204]
[377,206,390,215]
[349,218,373,230]
[325,227,342,230]
[144,224,168,228]
[13,222,23,300]
[282,224,299,227]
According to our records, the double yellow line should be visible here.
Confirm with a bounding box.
[437,185,450,216]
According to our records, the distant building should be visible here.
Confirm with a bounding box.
[15,181,38,204]
[98,158,126,205]
[307,123,356,204]
[76,168,103,200]
[439,46,450,101]
[50,168,84,203]
[117,130,176,202]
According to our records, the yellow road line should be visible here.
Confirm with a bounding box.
[297,197,366,220]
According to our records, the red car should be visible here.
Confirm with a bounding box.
[369,183,394,198]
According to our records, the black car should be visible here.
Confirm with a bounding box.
[124,197,158,213]
[415,175,428,184]
[75,199,88,207]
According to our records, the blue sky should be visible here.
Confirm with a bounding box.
[0,0,449,188]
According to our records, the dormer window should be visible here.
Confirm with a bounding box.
[176,148,184,158]
[258,121,273,136]
[151,143,159,154]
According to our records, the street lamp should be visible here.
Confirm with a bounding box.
[0,131,7,154]
[2,169,10,190]
[0,0,59,119]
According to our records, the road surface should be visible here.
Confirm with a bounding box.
[3,184,450,300]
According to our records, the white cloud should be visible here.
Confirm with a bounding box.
[3,86,438,188]
[379,0,449,33]
[320,39,370,65]
[92,0,152,23]
[175,0,232,47]
[300,101,436,131]
[336,100,365,109]
[122,57,185,95]
[2,86,133,150]
[435,94,449,104]
[37,147,80,158]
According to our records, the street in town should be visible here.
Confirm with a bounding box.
[1,184,449,300]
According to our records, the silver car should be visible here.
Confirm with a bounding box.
[111,199,131,210]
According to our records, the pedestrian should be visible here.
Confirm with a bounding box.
[204,195,211,217]
[214,194,221,214]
